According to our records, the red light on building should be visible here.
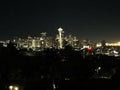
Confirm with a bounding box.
[87,47,92,51]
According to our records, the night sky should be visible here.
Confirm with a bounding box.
[0,1,120,42]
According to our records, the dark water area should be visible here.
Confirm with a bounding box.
[0,45,120,90]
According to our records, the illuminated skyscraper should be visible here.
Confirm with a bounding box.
[73,36,78,48]
[40,32,47,49]
[32,39,36,48]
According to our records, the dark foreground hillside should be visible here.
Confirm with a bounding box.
[0,45,120,90]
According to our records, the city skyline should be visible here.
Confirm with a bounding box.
[0,1,120,42]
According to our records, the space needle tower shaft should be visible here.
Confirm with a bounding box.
[58,27,63,49]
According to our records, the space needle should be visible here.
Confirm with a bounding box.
[58,27,64,49]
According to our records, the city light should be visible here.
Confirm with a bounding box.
[96,43,102,47]
[1,28,120,57]
[9,85,19,90]
[65,77,70,80]
[9,85,13,90]
[106,42,120,46]
[87,47,92,51]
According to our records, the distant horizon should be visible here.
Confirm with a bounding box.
[0,32,120,43]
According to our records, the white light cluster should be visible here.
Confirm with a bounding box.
[9,85,19,90]
[106,42,120,46]
[96,43,102,47]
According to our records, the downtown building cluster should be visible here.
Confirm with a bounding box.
[1,28,120,57]
[7,28,95,51]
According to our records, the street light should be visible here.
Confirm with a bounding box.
[9,85,19,90]
[14,86,19,90]
[9,85,13,90]
[95,67,101,74]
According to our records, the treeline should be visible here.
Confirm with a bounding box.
[0,43,120,89]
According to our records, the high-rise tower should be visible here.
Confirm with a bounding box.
[58,27,64,49]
